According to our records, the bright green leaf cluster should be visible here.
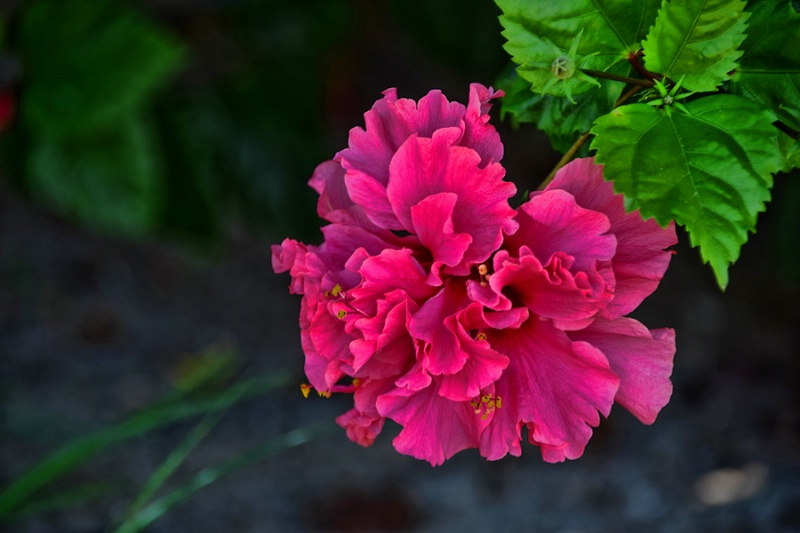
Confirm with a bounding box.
[496,0,800,288]
[642,0,749,92]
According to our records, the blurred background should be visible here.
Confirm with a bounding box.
[1,0,799,531]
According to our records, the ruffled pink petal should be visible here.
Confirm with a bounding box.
[546,158,677,318]
[410,192,472,285]
[410,286,469,376]
[410,282,509,399]
[336,378,395,447]
[486,249,603,327]
[568,318,675,424]
[461,83,504,166]
[307,299,353,390]
[479,319,619,462]
[376,381,484,466]
[349,248,435,303]
[386,133,517,271]
[436,313,509,401]
[348,290,417,380]
[508,189,617,273]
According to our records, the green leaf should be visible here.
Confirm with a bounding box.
[496,0,661,97]
[497,62,625,152]
[27,115,163,236]
[729,1,800,132]
[778,132,800,173]
[591,94,781,288]
[19,0,185,138]
[642,0,749,92]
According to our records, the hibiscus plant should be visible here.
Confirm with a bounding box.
[274,0,799,465]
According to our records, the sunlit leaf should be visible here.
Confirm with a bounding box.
[496,0,660,97]
[642,0,749,92]
[729,1,800,132]
[591,95,781,288]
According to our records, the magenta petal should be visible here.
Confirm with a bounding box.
[337,378,395,447]
[410,282,470,375]
[410,192,473,285]
[488,251,602,325]
[508,189,616,272]
[377,382,483,466]
[351,248,434,302]
[349,292,416,380]
[546,158,677,317]
[436,321,509,401]
[568,318,675,424]
[387,134,517,270]
[461,83,504,166]
[480,319,619,462]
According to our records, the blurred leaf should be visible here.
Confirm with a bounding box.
[12,480,124,520]
[591,95,781,288]
[729,1,800,132]
[117,380,250,526]
[112,424,330,533]
[26,114,163,236]
[169,344,239,393]
[642,0,749,92]
[496,0,660,97]
[0,371,292,521]
[19,0,185,138]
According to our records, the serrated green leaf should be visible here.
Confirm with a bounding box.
[19,0,185,138]
[729,1,800,132]
[642,0,749,92]
[591,95,781,288]
[497,62,625,152]
[496,62,546,127]
[496,0,660,97]
[778,132,800,173]
[27,114,163,236]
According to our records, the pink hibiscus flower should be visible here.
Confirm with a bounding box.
[273,84,677,465]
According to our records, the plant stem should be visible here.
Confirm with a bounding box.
[540,132,592,188]
[627,50,661,81]
[538,85,644,189]
[580,69,654,87]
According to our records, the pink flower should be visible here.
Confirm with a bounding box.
[273,85,677,465]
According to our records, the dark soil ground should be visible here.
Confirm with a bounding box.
[2,169,800,533]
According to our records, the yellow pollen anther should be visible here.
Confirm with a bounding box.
[352,378,362,387]
[476,332,487,341]
[471,392,503,419]
[318,390,332,398]
[331,284,342,297]
[300,384,312,398]
[337,310,347,319]
[478,264,488,276]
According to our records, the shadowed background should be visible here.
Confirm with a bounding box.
[1,1,799,531]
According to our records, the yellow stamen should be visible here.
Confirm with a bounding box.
[300,383,312,398]
[331,284,342,297]
[471,392,503,419]
[337,309,347,319]
[478,264,488,276]
[476,332,487,341]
